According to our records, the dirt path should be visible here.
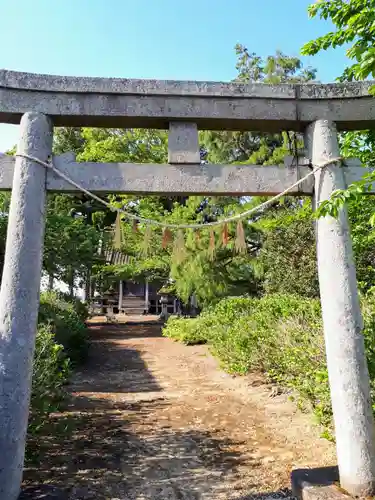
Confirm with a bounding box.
[23,320,336,499]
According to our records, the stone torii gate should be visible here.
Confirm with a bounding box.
[0,70,375,499]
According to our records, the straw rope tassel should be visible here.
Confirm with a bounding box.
[235,220,246,254]
[162,227,173,249]
[208,229,216,261]
[222,223,229,246]
[114,212,122,249]
[142,226,152,256]
[173,230,186,263]
[132,219,139,233]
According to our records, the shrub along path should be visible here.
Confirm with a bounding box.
[23,319,335,499]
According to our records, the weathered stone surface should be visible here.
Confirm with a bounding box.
[1,69,372,99]
[299,81,374,99]
[291,467,350,500]
[0,88,297,131]
[306,120,375,497]
[168,122,200,164]
[0,70,375,130]
[0,153,370,195]
[0,69,296,97]
[298,99,375,130]
[0,112,53,500]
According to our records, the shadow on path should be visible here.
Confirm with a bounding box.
[24,394,250,499]
[22,321,304,499]
[71,325,163,394]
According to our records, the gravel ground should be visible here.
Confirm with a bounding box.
[22,320,336,499]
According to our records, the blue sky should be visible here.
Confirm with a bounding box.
[0,0,349,152]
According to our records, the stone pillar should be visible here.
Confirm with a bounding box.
[145,279,149,313]
[160,298,168,319]
[0,112,53,500]
[305,119,375,497]
[168,122,200,164]
[118,280,123,312]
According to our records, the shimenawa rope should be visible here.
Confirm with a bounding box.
[14,153,342,229]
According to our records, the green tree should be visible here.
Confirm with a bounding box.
[255,203,319,298]
[34,128,105,295]
[0,194,10,280]
[53,127,86,156]
[65,49,318,306]
[43,195,101,295]
[167,196,262,306]
[301,0,375,294]
[348,196,375,292]
[72,128,175,290]
[20,47,318,307]
[202,46,316,164]
[301,0,375,85]
[301,0,375,178]
[199,47,319,302]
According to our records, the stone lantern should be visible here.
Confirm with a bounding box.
[157,280,175,320]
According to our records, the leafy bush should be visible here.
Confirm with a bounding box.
[54,291,89,322]
[27,292,89,458]
[29,325,70,437]
[163,293,375,432]
[361,290,375,390]
[38,291,89,366]
[256,207,319,298]
[162,316,207,345]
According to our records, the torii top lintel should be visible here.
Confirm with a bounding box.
[0,70,374,132]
